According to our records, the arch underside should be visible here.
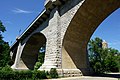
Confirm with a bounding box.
[62,0,120,75]
[20,33,46,70]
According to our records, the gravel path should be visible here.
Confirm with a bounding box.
[46,76,118,80]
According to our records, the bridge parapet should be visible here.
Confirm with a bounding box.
[45,0,67,9]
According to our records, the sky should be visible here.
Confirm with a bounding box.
[0,1,120,51]
[91,8,120,51]
[0,0,45,44]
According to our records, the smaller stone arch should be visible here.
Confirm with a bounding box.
[21,33,46,70]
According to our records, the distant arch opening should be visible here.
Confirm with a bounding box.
[21,33,46,70]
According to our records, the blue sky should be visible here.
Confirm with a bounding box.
[0,0,44,44]
[92,8,120,51]
[0,1,120,51]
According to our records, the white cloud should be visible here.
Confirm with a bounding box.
[5,21,12,24]
[12,8,32,14]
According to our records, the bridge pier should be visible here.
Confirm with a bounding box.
[39,7,62,69]
[38,6,83,76]
[11,42,27,69]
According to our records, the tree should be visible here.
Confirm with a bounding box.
[0,21,11,67]
[0,21,6,47]
[88,37,103,73]
[104,48,120,72]
[0,20,6,33]
[116,53,120,71]
[88,37,120,74]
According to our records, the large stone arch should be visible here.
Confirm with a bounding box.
[21,33,46,70]
[62,0,120,75]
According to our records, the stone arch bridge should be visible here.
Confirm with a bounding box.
[10,0,120,76]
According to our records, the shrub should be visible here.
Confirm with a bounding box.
[0,67,48,80]
[50,68,58,78]
[0,66,15,80]
[14,70,33,79]
[34,62,42,70]
[32,70,47,79]
[0,66,59,79]
[1,65,13,72]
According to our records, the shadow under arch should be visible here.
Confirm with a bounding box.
[62,0,120,75]
[21,33,46,70]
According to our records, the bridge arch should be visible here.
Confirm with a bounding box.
[62,0,120,75]
[21,32,46,70]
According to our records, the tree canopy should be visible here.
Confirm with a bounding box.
[0,20,6,33]
[88,37,120,74]
[0,21,11,68]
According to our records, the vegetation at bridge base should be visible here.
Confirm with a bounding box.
[0,66,45,80]
[49,68,58,78]
[88,37,120,74]
[0,66,59,80]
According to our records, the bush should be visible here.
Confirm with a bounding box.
[34,62,42,70]
[14,70,33,80]
[32,70,47,79]
[0,67,48,80]
[1,65,13,72]
[0,66,15,80]
[0,70,15,80]
[50,68,58,78]
[0,66,59,79]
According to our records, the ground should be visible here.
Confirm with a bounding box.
[47,76,118,80]
[46,73,120,80]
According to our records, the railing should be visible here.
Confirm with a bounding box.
[44,0,60,9]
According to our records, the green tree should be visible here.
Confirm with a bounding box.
[0,21,11,67]
[88,37,120,74]
[0,21,6,46]
[88,37,103,73]
[116,53,120,71]
[104,48,119,72]
[0,20,6,33]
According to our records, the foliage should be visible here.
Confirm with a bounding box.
[34,49,45,70]
[0,20,6,33]
[88,37,120,74]
[0,66,49,80]
[1,65,13,71]
[0,66,15,80]
[49,68,58,78]
[0,67,59,79]
[38,51,45,64]
[32,70,47,79]
[0,21,11,67]
[88,37,103,73]
[34,62,42,70]
[0,43,11,67]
